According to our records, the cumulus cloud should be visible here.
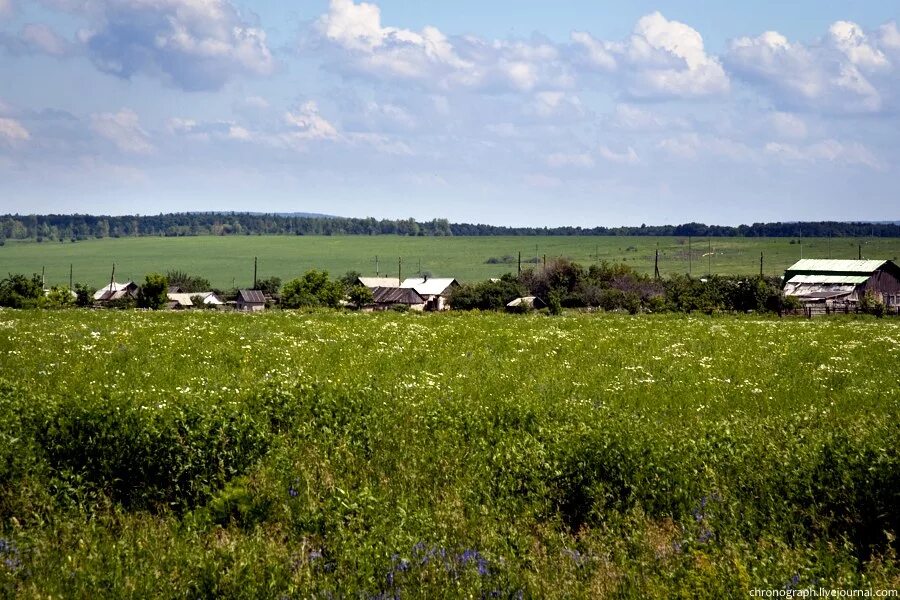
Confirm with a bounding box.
[726,21,898,113]
[283,101,339,142]
[38,0,274,91]
[315,0,573,92]
[0,117,30,143]
[573,12,729,98]
[91,109,154,154]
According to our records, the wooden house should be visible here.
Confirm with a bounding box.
[783,259,900,307]
[236,289,266,311]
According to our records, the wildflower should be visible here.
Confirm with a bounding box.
[288,487,299,498]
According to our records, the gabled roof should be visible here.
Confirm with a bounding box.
[93,281,137,300]
[167,292,224,307]
[372,286,425,305]
[400,277,459,296]
[358,277,402,288]
[507,296,545,308]
[785,259,888,274]
[237,290,266,304]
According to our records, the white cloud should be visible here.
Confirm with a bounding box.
[656,133,755,163]
[0,117,30,142]
[38,0,274,91]
[765,139,883,170]
[91,109,154,154]
[527,91,584,119]
[283,101,339,142]
[316,0,573,92]
[726,21,898,114]
[607,104,688,132]
[546,152,594,168]
[573,12,729,98]
[598,145,639,165]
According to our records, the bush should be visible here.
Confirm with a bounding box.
[0,273,43,308]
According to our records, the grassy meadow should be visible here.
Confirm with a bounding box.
[2,235,899,289]
[1,309,899,598]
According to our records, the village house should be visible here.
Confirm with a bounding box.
[93,281,139,303]
[236,290,266,312]
[357,277,402,289]
[782,259,900,307]
[166,292,225,310]
[370,286,426,311]
[400,277,459,311]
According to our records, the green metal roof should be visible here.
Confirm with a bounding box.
[785,259,887,273]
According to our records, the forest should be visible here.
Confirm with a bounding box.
[0,213,898,242]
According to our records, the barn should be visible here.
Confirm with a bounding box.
[782,259,900,307]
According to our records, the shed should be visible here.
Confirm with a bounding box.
[236,289,266,311]
[783,259,900,306]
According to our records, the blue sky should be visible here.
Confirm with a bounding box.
[0,1,898,226]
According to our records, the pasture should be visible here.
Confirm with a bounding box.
[2,235,899,288]
[1,309,898,598]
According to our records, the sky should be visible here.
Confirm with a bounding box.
[0,1,898,227]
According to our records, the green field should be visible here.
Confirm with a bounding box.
[1,309,898,598]
[2,235,899,289]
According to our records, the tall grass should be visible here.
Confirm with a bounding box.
[1,310,898,597]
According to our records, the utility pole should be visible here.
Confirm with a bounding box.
[517,251,522,275]
[543,254,546,269]
[760,252,764,277]
[398,257,402,284]
[859,244,862,260]
[417,257,421,275]
[688,236,692,277]
[375,255,379,276]
[707,239,712,278]
[654,245,660,280]
[69,263,73,290]
[253,257,258,289]
[41,266,45,289]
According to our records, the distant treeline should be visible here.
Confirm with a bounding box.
[1,213,898,242]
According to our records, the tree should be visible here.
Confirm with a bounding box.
[281,270,344,309]
[165,270,211,293]
[339,271,362,289]
[347,285,374,309]
[137,273,169,310]
[74,283,95,307]
[255,276,282,296]
[0,273,43,308]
